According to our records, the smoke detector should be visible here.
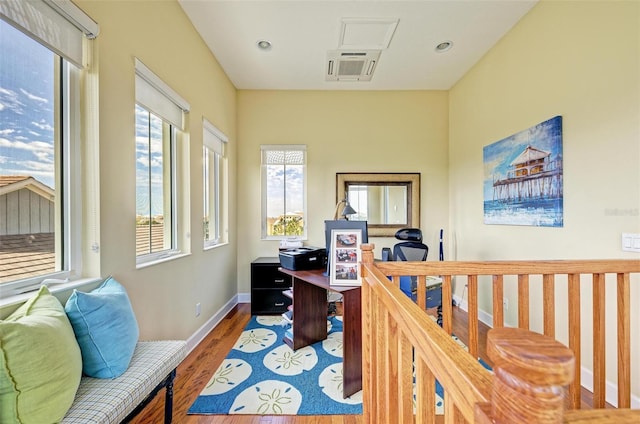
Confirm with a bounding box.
[326,50,381,82]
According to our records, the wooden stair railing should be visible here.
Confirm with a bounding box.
[368,247,640,410]
[360,244,640,422]
[361,244,492,423]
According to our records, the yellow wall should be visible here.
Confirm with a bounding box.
[449,0,639,396]
[236,90,449,292]
[76,0,238,340]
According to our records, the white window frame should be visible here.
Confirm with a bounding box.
[134,59,190,267]
[0,1,100,298]
[203,119,228,249]
[260,145,307,240]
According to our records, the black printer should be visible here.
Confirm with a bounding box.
[279,246,327,271]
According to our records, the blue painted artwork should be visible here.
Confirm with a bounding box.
[483,116,563,227]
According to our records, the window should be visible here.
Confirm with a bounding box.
[203,120,228,248]
[261,145,306,239]
[0,2,99,296]
[135,105,175,257]
[134,59,190,266]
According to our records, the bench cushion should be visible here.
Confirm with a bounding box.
[62,340,186,424]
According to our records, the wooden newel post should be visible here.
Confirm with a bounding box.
[360,243,375,266]
[487,327,575,424]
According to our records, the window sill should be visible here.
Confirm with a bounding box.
[0,277,103,310]
[136,251,190,269]
[204,241,229,251]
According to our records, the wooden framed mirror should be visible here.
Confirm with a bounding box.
[336,173,420,237]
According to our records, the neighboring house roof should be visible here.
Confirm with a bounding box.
[0,175,54,200]
[0,233,55,284]
[510,145,550,166]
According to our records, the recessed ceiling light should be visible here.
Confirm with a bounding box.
[435,41,453,53]
[256,40,272,50]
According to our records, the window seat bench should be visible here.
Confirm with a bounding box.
[62,340,187,424]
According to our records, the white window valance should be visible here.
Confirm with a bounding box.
[203,119,228,155]
[261,145,306,165]
[135,58,190,130]
[0,0,98,68]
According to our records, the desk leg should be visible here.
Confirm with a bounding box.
[342,287,362,398]
[286,277,328,351]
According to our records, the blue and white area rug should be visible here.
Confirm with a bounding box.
[188,315,363,415]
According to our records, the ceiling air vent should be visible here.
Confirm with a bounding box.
[326,50,381,82]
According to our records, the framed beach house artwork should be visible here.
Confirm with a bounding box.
[483,116,563,227]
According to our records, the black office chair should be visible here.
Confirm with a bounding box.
[392,227,428,261]
[391,228,443,327]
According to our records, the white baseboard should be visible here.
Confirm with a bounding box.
[452,294,493,328]
[237,291,251,304]
[580,366,640,408]
[452,294,640,408]
[185,295,238,354]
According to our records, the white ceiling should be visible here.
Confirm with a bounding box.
[178,0,537,91]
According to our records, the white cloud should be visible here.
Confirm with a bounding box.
[31,120,53,131]
[20,88,48,104]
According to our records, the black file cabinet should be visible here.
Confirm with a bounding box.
[251,257,292,315]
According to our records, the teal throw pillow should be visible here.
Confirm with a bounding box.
[0,286,82,423]
[65,276,139,378]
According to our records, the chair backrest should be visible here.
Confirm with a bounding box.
[393,241,428,261]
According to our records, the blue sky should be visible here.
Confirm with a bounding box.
[0,20,55,188]
[135,104,165,217]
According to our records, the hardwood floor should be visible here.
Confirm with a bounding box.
[129,301,597,423]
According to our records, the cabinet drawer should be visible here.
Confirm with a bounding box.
[251,289,292,315]
[251,265,290,288]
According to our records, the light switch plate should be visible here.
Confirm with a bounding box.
[621,233,640,252]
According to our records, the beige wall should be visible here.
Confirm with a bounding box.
[76,0,238,341]
[449,0,639,397]
[236,90,449,292]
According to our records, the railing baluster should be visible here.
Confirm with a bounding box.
[398,332,413,422]
[378,306,390,423]
[416,356,433,423]
[493,275,504,328]
[543,274,555,338]
[388,317,399,419]
[416,274,427,310]
[593,273,606,408]
[568,273,581,409]
[468,275,479,359]
[617,272,631,408]
[518,274,530,329]
[443,274,453,335]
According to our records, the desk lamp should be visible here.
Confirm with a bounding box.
[333,198,357,220]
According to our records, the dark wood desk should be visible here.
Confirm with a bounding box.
[278,267,362,398]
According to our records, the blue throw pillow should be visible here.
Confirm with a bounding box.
[65,276,139,378]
